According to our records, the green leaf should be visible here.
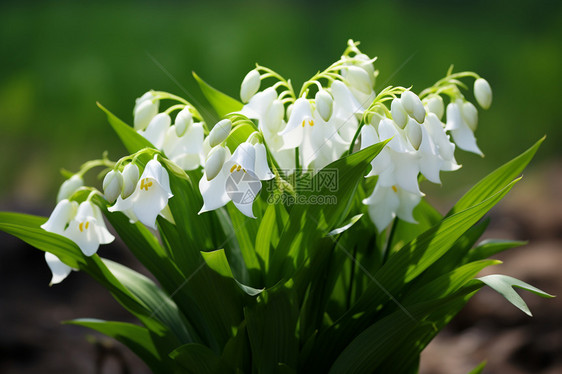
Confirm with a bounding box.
[66,319,171,373]
[465,239,527,263]
[245,285,299,373]
[170,343,233,374]
[467,361,487,374]
[97,102,153,153]
[478,274,555,316]
[193,72,243,118]
[225,122,256,153]
[103,259,195,344]
[448,136,544,216]
[201,249,263,296]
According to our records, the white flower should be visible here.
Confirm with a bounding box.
[109,158,173,229]
[315,90,333,122]
[45,252,72,286]
[199,142,273,218]
[474,78,492,109]
[103,170,123,203]
[138,112,171,149]
[134,91,159,131]
[174,107,193,137]
[64,201,115,257]
[340,53,377,106]
[240,69,261,103]
[163,121,204,171]
[57,175,83,202]
[240,87,295,170]
[424,95,445,120]
[121,163,140,199]
[41,199,79,285]
[208,119,232,147]
[363,183,421,232]
[445,99,483,156]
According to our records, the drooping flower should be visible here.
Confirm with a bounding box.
[45,252,72,286]
[109,158,174,229]
[445,99,483,156]
[199,141,274,218]
[134,91,159,131]
[363,183,422,232]
[138,112,171,149]
[64,201,115,257]
[103,170,124,203]
[474,78,492,109]
[162,112,205,171]
[240,69,261,103]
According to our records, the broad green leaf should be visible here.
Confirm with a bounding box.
[97,102,153,153]
[225,123,256,153]
[103,259,195,344]
[478,274,555,316]
[448,137,544,216]
[193,72,243,118]
[201,248,263,296]
[245,285,299,373]
[328,214,364,236]
[66,319,172,374]
[465,239,527,263]
[170,343,233,374]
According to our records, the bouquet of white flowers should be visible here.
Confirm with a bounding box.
[0,40,553,373]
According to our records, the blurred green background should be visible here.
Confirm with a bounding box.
[1,0,561,209]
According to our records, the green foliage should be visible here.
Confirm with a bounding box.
[0,86,554,374]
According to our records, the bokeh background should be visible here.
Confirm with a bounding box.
[1,1,561,373]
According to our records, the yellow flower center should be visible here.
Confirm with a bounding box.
[392,185,398,193]
[79,221,90,232]
[140,178,153,191]
[301,119,314,127]
[230,164,246,173]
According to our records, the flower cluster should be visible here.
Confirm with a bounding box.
[41,39,492,282]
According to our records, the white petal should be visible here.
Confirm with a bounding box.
[360,124,380,149]
[445,101,463,131]
[364,184,400,232]
[254,143,274,180]
[108,195,137,223]
[199,167,230,213]
[64,219,99,256]
[450,126,483,156]
[45,252,72,285]
[331,80,363,118]
[225,170,262,218]
[392,152,423,195]
[396,188,422,223]
[230,142,257,173]
[139,113,171,149]
[279,98,312,136]
[41,200,78,235]
[131,184,171,230]
[143,158,173,197]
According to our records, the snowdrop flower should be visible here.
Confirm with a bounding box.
[41,199,79,285]
[363,183,421,232]
[240,87,295,170]
[57,175,83,202]
[138,112,171,149]
[109,158,173,229]
[474,78,492,109]
[134,91,159,131]
[199,142,274,218]
[340,52,377,106]
[208,119,232,147]
[174,107,193,137]
[424,113,460,173]
[163,113,205,171]
[240,69,261,103]
[64,201,115,256]
[121,163,140,199]
[424,95,445,120]
[315,90,333,122]
[445,99,483,156]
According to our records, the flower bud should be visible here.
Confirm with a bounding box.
[102,170,124,203]
[315,90,333,122]
[240,69,261,103]
[134,96,159,131]
[174,108,193,137]
[208,119,232,147]
[425,95,444,120]
[405,119,422,150]
[57,175,83,202]
[474,78,492,109]
[121,163,139,199]
[391,98,408,129]
[401,91,425,123]
[142,112,171,149]
[205,146,227,181]
[343,66,372,94]
[462,101,478,132]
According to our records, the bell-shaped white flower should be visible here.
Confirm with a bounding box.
[424,95,445,120]
[204,146,229,181]
[138,112,171,149]
[445,99,483,156]
[315,90,333,122]
[121,163,140,199]
[109,158,174,229]
[401,90,426,124]
[103,170,123,203]
[163,121,204,171]
[64,201,114,257]
[240,69,261,103]
[45,252,72,286]
[199,142,273,218]
[363,183,421,232]
[240,87,295,171]
[134,91,159,131]
[391,98,408,129]
[474,78,492,109]
[57,175,83,202]
[342,65,372,95]
[41,199,79,235]
[340,53,377,106]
